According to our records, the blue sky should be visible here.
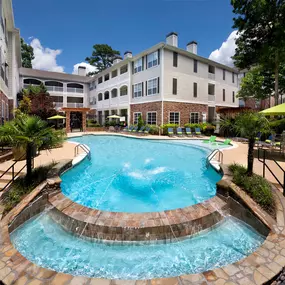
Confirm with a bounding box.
[12,0,237,74]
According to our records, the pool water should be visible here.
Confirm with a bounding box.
[61,135,222,212]
[10,213,265,280]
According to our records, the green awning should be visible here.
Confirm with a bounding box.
[260,103,285,115]
[47,115,66,120]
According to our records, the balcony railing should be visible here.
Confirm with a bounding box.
[208,95,215,102]
[46,86,63,92]
[23,83,41,89]
[67,87,84,94]
[67,103,84,108]
[208,73,215,80]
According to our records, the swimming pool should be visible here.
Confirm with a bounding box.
[10,213,265,280]
[61,135,222,212]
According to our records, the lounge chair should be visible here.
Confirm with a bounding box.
[168,128,174,137]
[128,126,134,132]
[185,128,192,136]
[219,138,232,145]
[132,126,138,132]
[195,128,201,136]
[203,135,216,144]
[138,126,145,133]
[144,127,150,135]
[177,127,183,137]
[122,126,129,132]
[265,134,275,144]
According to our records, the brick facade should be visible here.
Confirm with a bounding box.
[163,101,208,126]
[0,91,9,124]
[130,102,162,125]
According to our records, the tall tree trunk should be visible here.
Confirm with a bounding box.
[25,143,33,185]
[247,138,255,176]
[275,52,280,106]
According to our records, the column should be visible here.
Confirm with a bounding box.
[66,111,71,133]
[82,111,87,132]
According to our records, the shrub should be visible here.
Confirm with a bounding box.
[269,119,285,135]
[146,125,159,135]
[229,163,274,214]
[160,124,179,135]
[137,115,145,130]
[184,122,216,134]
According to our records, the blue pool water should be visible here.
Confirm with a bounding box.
[61,135,222,212]
[10,213,265,280]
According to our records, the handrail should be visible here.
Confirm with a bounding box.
[74,144,91,160]
[206,149,223,167]
[258,148,285,195]
[0,152,26,180]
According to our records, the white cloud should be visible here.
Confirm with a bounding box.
[72,62,97,75]
[209,31,239,67]
[30,38,64,72]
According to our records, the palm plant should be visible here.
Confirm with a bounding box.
[234,112,270,176]
[0,114,65,184]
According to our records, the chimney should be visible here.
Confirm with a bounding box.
[124,51,132,59]
[166,32,178,47]
[78,66,86,76]
[113,56,123,65]
[187,41,198,55]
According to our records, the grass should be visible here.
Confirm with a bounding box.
[1,163,55,215]
[229,163,275,215]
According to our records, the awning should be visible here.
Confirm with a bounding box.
[260,103,285,115]
[47,115,66,120]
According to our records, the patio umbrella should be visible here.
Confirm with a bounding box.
[107,115,121,119]
[260,103,285,115]
[47,115,66,120]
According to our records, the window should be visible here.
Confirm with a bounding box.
[232,91,235,103]
[120,85,128,96]
[208,84,215,95]
[104,91,109,100]
[223,89,225,102]
[232,72,235,83]
[133,112,142,124]
[111,88,118,98]
[193,82,197,98]
[134,58,142,73]
[133,83,143,98]
[147,51,158,68]
[172,78,177,95]
[6,103,8,120]
[223,69,226,80]
[98,93,103,101]
[173,52,178,67]
[194,59,198,73]
[120,65,128,74]
[208,65,215,74]
[147,112,157,125]
[98,77,103,84]
[147,78,158,95]
[104,73,110,81]
[190,112,199,124]
[169,112,180,124]
[112,69,118,78]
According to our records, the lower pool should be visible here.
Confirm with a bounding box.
[10,213,265,280]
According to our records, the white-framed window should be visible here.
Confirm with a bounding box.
[133,112,142,124]
[190,112,199,124]
[133,83,143,98]
[169,112,180,124]
[6,103,8,120]
[1,100,4,119]
[147,112,157,125]
[134,58,142,73]
[147,51,158,68]
[147,78,158,95]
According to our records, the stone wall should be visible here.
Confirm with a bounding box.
[86,127,106,132]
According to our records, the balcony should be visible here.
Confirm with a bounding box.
[67,103,84,108]
[54,102,63,109]
[67,87,84,94]
[208,95,215,102]
[208,73,215,80]
[46,86,63,93]
[5,76,8,87]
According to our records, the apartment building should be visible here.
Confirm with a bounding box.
[0,0,20,123]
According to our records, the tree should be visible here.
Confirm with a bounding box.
[234,112,270,176]
[21,38,34,68]
[18,83,57,120]
[137,114,144,130]
[0,114,64,184]
[231,0,285,104]
[85,44,120,75]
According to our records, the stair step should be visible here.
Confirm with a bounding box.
[0,169,26,176]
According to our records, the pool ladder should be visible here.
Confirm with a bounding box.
[74,144,91,160]
[206,149,223,168]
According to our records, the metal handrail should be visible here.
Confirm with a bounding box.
[74,144,91,160]
[257,148,285,194]
[206,149,223,167]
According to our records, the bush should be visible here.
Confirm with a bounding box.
[184,122,216,135]
[269,119,285,135]
[137,115,144,130]
[160,124,179,135]
[146,125,159,135]
[229,163,274,214]
[87,119,101,127]
[2,163,55,215]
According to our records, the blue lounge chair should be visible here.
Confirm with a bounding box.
[168,128,174,136]
[144,127,150,135]
[132,126,138,132]
[128,126,134,132]
[123,126,129,132]
[177,127,183,136]
[138,126,145,133]
[195,128,201,136]
[185,128,192,136]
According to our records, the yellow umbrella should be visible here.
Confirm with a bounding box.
[47,115,66,120]
[260,103,285,115]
